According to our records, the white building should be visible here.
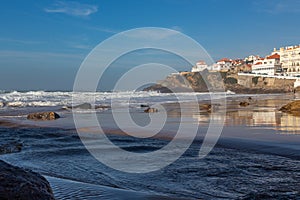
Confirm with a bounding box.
[191,60,208,72]
[251,54,282,75]
[210,58,232,71]
[244,55,261,63]
[273,45,300,75]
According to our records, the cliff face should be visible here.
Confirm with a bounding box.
[145,70,225,93]
[237,75,294,92]
[144,71,295,93]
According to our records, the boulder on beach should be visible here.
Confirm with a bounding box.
[144,107,158,113]
[239,101,250,107]
[0,141,23,155]
[27,112,60,121]
[199,104,212,112]
[95,105,111,110]
[63,103,92,110]
[199,103,220,112]
[279,100,300,114]
[140,104,150,108]
[0,160,55,200]
[72,103,92,109]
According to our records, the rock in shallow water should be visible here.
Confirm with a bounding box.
[279,100,300,115]
[71,103,92,109]
[0,141,22,155]
[0,160,55,200]
[239,101,250,107]
[27,112,60,121]
[144,107,158,113]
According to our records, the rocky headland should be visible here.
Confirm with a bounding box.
[144,70,295,94]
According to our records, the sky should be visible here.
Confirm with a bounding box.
[0,0,300,91]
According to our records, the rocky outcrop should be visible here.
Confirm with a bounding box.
[63,103,110,110]
[144,70,225,93]
[27,112,60,121]
[144,108,158,113]
[0,141,22,155]
[0,160,55,200]
[237,75,294,93]
[239,101,250,107]
[95,105,111,110]
[279,100,300,115]
[144,71,295,94]
[63,103,92,110]
[199,103,219,112]
[73,103,92,109]
[140,104,150,108]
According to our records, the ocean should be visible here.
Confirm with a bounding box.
[0,91,300,199]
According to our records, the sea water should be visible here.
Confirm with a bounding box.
[0,91,299,199]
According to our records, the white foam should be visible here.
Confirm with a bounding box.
[0,90,231,108]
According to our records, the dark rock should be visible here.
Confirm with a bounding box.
[62,103,92,110]
[95,105,110,110]
[239,101,250,107]
[199,104,212,112]
[140,104,150,108]
[72,103,92,109]
[199,103,220,112]
[144,108,158,113]
[27,112,60,121]
[0,160,55,200]
[279,100,300,115]
[0,141,22,155]
[143,84,173,93]
[73,103,92,109]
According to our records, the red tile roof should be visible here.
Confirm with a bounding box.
[267,53,280,59]
[217,58,232,63]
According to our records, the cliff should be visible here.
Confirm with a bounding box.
[236,75,295,93]
[144,71,295,94]
[144,69,225,93]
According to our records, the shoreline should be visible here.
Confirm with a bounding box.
[1,93,300,162]
[1,93,300,199]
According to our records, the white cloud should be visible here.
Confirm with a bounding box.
[44,1,98,17]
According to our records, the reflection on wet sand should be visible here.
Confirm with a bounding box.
[191,97,300,134]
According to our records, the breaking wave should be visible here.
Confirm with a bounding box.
[0,90,235,108]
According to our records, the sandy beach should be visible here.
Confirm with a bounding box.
[0,92,300,199]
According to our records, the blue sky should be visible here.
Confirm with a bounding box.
[0,0,300,91]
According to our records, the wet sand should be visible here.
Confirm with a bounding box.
[1,93,300,199]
